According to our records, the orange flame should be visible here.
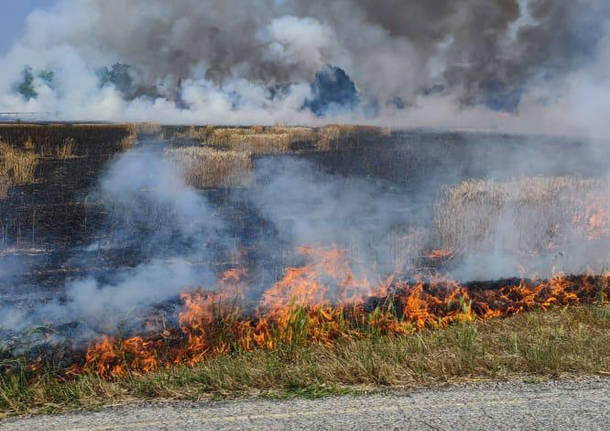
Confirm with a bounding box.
[67,246,608,379]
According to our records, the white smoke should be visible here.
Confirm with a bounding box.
[0,0,608,136]
[261,16,343,72]
[0,147,227,336]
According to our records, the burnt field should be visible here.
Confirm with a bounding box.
[0,124,608,380]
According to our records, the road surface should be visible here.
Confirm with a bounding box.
[1,378,608,430]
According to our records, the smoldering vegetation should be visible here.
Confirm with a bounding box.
[435,177,609,280]
[0,125,608,358]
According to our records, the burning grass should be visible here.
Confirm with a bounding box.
[0,243,606,388]
[0,305,608,416]
[3,243,605,390]
[64,267,607,380]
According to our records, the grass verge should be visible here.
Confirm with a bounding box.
[0,305,608,417]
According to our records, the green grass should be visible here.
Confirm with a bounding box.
[1,305,608,417]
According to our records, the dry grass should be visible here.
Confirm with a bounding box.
[119,133,137,151]
[173,125,388,154]
[0,141,40,185]
[205,127,317,154]
[130,122,162,135]
[55,137,75,159]
[166,146,253,188]
[317,126,343,151]
[0,123,388,157]
[176,125,216,141]
[0,124,143,156]
[0,175,10,200]
[434,176,608,255]
[317,125,388,151]
[0,305,607,416]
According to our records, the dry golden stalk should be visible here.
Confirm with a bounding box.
[120,133,137,151]
[172,125,386,154]
[165,146,253,188]
[133,122,162,134]
[55,137,75,159]
[0,175,10,200]
[0,141,40,185]
[317,126,343,151]
[205,127,317,154]
[434,176,608,255]
[23,137,35,151]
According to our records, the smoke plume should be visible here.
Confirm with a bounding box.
[0,134,608,348]
[0,147,229,340]
[0,0,609,135]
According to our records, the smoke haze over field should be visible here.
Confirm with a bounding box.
[0,0,609,135]
[1,141,607,342]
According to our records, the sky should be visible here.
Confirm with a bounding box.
[0,0,56,54]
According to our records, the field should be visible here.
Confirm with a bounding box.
[0,123,608,417]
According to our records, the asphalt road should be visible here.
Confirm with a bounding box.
[1,378,608,430]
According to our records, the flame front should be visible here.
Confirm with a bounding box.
[65,245,609,379]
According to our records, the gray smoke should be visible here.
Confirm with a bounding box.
[237,157,420,279]
[0,138,608,348]
[239,156,610,284]
[0,0,609,134]
[0,146,228,339]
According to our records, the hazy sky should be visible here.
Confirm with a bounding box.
[0,0,56,54]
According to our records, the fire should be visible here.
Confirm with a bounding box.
[65,247,608,379]
[426,249,455,259]
[260,246,382,313]
[66,335,163,378]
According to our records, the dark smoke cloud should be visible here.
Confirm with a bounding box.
[290,0,610,109]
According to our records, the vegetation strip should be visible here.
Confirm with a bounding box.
[0,305,608,417]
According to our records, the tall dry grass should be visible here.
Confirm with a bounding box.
[166,146,253,188]
[0,141,40,185]
[0,124,141,156]
[131,122,162,135]
[176,125,217,141]
[176,125,388,154]
[434,176,608,255]
[119,133,137,151]
[204,127,317,154]
[0,176,10,200]
[55,137,75,159]
[317,125,388,151]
